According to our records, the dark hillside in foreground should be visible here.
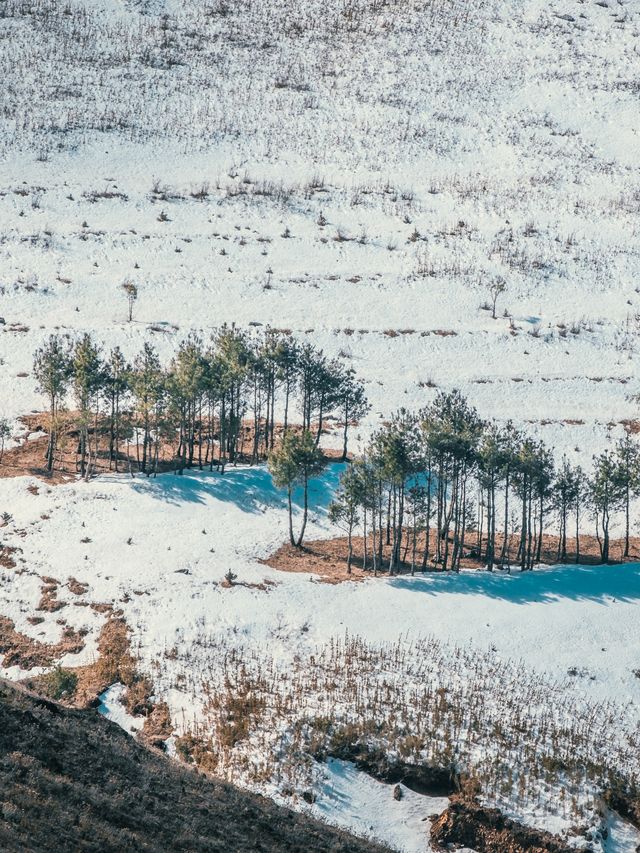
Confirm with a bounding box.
[0,680,388,853]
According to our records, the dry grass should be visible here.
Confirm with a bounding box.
[0,412,345,484]
[0,615,85,670]
[163,633,639,835]
[264,530,640,583]
[0,679,386,853]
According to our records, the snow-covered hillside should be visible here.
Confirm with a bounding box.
[1,0,640,849]
[1,0,640,463]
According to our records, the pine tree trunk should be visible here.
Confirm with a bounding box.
[296,474,309,547]
[288,487,295,546]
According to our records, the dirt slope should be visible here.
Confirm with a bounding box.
[0,679,387,853]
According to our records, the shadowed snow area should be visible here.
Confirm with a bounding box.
[311,758,450,853]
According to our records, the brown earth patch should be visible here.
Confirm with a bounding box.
[220,577,278,591]
[141,700,174,749]
[71,613,135,708]
[430,796,573,853]
[0,412,345,484]
[67,576,89,596]
[36,579,66,612]
[264,530,640,583]
[0,545,18,570]
[0,615,85,670]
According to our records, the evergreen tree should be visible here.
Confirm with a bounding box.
[268,430,325,547]
[372,410,420,573]
[590,450,623,563]
[0,418,10,465]
[613,435,640,557]
[71,333,103,478]
[104,347,129,472]
[33,335,72,472]
[121,279,138,322]
[130,343,163,475]
[329,462,364,573]
[554,458,579,562]
[337,367,369,461]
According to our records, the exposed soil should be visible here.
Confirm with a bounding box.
[0,615,85,670]
[0,412,345,484]
[140,699,174,749]
[0,546,18,570]
[36,579,66,612]
[264,530,640,583]
[0,679,388,853]
[67,576,89,596]
[71,613,138,709]
[430,795,573,853]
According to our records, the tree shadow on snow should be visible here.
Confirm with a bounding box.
[126,462,345,516]
[388,563,640,606]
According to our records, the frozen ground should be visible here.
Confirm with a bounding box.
[2,466,639,710]
[0,0,639,467]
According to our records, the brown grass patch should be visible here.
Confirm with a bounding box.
[67,577,89,596]
[0,615,85,669]
[431,795,572,853]
[36,580,66,612]
[0,412,345,483]
[263,530,640,583]
[141,700,174,748]
[0,547,18,570]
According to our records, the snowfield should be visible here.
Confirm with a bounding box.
[2,0,640,848]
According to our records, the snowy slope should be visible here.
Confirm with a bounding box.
[0,0,639,467]
[1,0,640,848]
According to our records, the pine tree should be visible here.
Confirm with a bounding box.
[104,347,129,472]
[33,335,72,472]
[121,279,138,322]
[0,418,10,465]
[613,435,640,557]
[329,463,364,573]
[372,410,420,573]
[268,430,325,547]
[130,343,163,475]
[337,367,369,461]
[71,333,103,478]
[590,450,623,563]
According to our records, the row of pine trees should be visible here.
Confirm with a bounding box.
[31,330,639,568]
[32,326,368,479]
[329,392,640,571]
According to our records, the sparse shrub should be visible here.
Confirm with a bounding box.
[38,666,78,700]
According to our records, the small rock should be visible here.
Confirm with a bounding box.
[393,784,402,801]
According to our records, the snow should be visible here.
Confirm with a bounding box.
[1,466,639,708]
[97,682,144,733]
[1,0,640,847]
[309,758,450,853]
[606,812,640,853]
